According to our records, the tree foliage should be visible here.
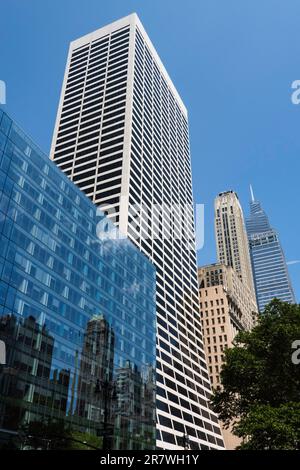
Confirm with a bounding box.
[211,299,300,449]
[234,403,300,450]
[18,419,101,450]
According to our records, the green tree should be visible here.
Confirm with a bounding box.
[68,430,102,450]
[234,403,300,450]
[19,420,101,450]
[211,299,300,449]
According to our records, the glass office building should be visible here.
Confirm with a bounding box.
[246,190,295,312]
[0,109,156,449]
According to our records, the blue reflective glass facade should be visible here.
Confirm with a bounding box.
[246,198,295,312]
[0,110,156,449]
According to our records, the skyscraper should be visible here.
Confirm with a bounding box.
[50,14,224,449]
[246,186,295,312]
[198,263,257,449]
[215,191,256,298]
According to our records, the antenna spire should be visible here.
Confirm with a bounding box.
[250,184,255,202]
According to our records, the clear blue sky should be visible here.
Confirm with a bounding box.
[1,0,299,300]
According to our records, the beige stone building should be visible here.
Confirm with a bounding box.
[215,191,256,298]
[198,263,257,449]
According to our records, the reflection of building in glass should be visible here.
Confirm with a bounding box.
[142,364,156,432]
[76,315,115,429]
[0,314,70,431]
[0,110,156,449]
[114,360,155,449]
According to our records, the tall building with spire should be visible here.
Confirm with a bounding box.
[214,191,256,299]
[50,14,224,450]
[246,186,295,312]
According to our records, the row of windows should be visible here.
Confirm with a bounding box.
[56,71,127,137]
[53,27,220,445]
[133,29,222,443]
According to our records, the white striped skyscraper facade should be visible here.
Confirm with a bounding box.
[50,14,224,450]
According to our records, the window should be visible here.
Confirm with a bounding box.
[157,399,169,413]
[158,415,172,428]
